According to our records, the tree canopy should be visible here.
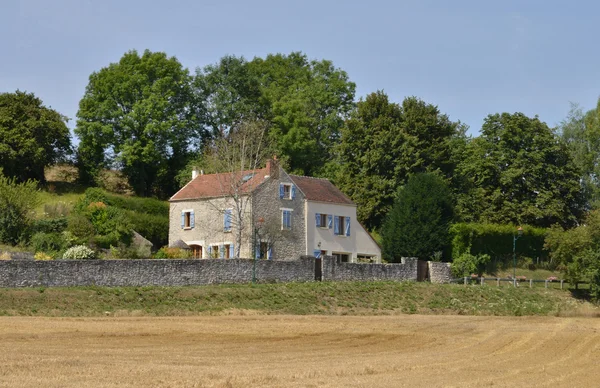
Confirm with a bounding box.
[456,112,584,228]
[75,49,204,197]
[334,91,464,231]
[0,91,71,183]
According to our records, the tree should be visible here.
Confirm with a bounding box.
[456,112,584,228]
[335,91,464,231]
[559,100,600,209]
[0,171,40,245]
[0,91,71,183]
[195,52,356,176]
[382,173,454,262]
[75,49,204,197]
[200,119,273,258]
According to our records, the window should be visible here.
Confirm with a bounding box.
[190,245,202,259]
[256,242,269,259]
[224,209,232,232]
[281,209,292,230]
[315,213,329,228]
[333,252,350,263]
[209,245,219,258]
[224,244,234,259]
[279,183,296,200]
[334,216,351,236]
[181,210,194,229]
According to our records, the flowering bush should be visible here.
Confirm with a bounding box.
[63,245,96,260]
[34,252,54,261]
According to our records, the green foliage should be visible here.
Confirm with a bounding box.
[382,173,454,261]
[154,247,192,259]
[0,172,40,245]
[32,217,68,234]
[30,232,65,253]
[196,52,355,176]
[66,214,96,241]
[450,223,547,263]
[451,252,491,277]
[456,112,584,228]
[62,245,96,260]
[0,91,71,183]
[335,91,465,230]
[109,243,144,260]
[124,210,168,248]
[75,49,204,197]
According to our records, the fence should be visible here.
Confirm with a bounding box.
[450,276,568,289]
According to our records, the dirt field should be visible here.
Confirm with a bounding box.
[0,315,598,387]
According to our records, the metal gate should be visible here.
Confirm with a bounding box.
[315,258,322,281]
[417,260,429,282]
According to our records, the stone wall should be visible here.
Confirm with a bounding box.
[0,258,315,288]
[428,262,452,284]
[321,256,418,282]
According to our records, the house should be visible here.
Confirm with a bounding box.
[168,159,381,263]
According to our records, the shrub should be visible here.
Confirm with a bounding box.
[66,214,96,240]
[34,252,54,261]
[0,173,40,245]
[63,245,96,260]
[124,210,168,248]
[109,243,145,260]
[32,217,68,234]
[451,252,491,277]
[30,232,65,253]
[154,247,191,259]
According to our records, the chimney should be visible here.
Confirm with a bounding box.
[192,167,198,180]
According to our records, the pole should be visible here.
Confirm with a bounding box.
[513,234,516,287]
[252,227,257,285]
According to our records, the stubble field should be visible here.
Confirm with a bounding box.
[0,314,599,387]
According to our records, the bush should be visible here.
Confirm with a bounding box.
[30,232,65,253]
[154,247,191,259]
[109,243,147,260]
[66,214,96,241]
[34,252,54,261]
[0,173,40,245]
[32,217,68,234]
[382,173,454,261]
[124,210,168,248]
[63,245,96,260]
[451,252,491,277]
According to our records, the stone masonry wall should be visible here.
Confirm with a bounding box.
[428,261,452,284]
[321,256,418,282]
[0,258,315,288]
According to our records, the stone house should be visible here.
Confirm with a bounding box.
[168,159,381,262]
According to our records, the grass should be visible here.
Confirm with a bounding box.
[0,281,593,317]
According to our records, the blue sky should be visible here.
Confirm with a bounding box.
[1,0,599,137]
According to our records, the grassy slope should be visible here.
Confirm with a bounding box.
[0,281,594,317]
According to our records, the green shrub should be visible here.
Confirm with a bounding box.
[63,245,96,260]
[30,232,65,253]
[66,214,96,240]
[124,210,168,248]
[109,244,142,260]
[154,247,191,259]
[32,217,68,234]
[0,173,40,245]
[451,252,491,277]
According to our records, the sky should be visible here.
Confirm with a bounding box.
[1,0,599,138]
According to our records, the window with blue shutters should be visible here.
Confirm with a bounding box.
[219,244,225,259]
[280,183,294,200]
[224,209,232,232]
[334,216,340,235]
[327,214,333,229]
[345,217,351,236]
[316,213,328,228]
[181,210,194,229]
[315,213,321,227]
[281,209,292,230]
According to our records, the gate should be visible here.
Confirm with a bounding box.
[417,260,429,282]
[315,257,322,281]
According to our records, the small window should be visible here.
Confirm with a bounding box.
[210,245,219,259]
[333,253,350,263]
[190,245,202,259]
[316,213,328,228]
[258,242,268,259]
[283,184,291,199]
[282,209,292,230]
[279,183,296,200]
[181,210,194,229]
[225,244,232,259]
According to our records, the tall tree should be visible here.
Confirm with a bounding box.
[334,91,464,231]
[382,173,454,262]
[75,49,204,197]
[456,112,584,228]
[195,52,355,176]
[0,91,71,183]
[559,100,600,208]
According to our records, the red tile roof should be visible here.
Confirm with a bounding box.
[290,175,355,205]
[170,167,270,201]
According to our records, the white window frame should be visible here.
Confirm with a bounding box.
[282,184,292,200]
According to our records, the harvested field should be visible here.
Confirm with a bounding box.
[0,315,599,387]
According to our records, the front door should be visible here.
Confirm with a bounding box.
[190,245,202,259]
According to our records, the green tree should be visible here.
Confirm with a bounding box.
[456,112,584,228]
[0,91,71,183]
[559,101,600,208]
[75,49,204,197]
[382,173,454,262]
[195,52,355,176]
[335,91,464,231]
[0,171,40,245]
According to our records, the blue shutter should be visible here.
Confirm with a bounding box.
[255,242,261,259]
[219,244,225,259]
[207,246,212,257]
[190,211,195,228]
[334,216,340,235]
[345,217,351,236]
[230,244,234,258]
[181,212,185,228]
[327,214,333,229]
[224,209,232,232]
[279,184,284,199]
[287,210,292,229]
[267,247,273,260]
[313,250,321,258]
[291,184,296,199]
[315,213,320,227]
